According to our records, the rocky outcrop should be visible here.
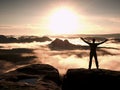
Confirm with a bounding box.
[0,64,120,90]
[48,38,81,50]
[62,68,120,90]
[0,64,62,90]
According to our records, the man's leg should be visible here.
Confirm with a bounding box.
[89,53,93,69]
[94,53,99,69]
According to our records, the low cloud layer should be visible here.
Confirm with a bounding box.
[0,36,120,75]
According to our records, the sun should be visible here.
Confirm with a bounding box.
[48,7,80,35]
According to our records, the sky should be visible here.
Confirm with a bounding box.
[0,0,120,35]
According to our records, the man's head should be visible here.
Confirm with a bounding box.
[92,38,95,43]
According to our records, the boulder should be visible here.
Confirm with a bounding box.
[62,68,120,90]
[0,64,62,90]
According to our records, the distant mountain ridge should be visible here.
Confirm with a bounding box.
[49,33,120,39]
[0,33,120,43]
[0,35,51,43]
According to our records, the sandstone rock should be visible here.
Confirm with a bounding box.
[0,64,62,90]
[62,68,120,90]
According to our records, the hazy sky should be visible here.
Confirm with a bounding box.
[0,0,120,35]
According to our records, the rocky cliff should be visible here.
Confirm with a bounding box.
[0,64,119,90]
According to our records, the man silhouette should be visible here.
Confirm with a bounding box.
[81,37,108,69]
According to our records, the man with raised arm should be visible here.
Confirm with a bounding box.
[80,37,108,69]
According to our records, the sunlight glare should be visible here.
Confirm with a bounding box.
[48,7,80,35]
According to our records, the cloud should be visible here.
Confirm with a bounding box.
[0,38,119,75]
[99,55,120,71]
[0,25,13,29]
[78,15,120,34]
[34,42,120,74]
[0,47,38,74]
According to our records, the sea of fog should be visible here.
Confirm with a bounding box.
[0,34,120,74]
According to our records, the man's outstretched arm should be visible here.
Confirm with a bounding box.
[97,38,108,45]
[80,37,90,44]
